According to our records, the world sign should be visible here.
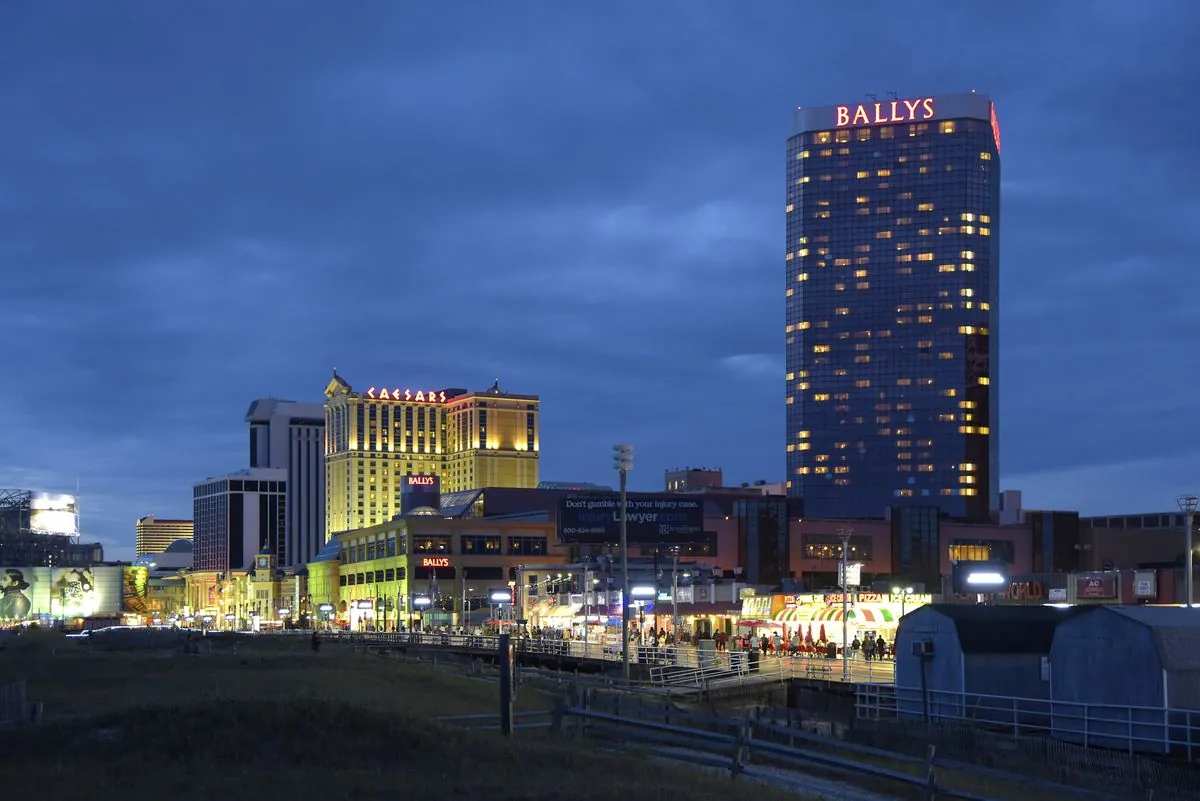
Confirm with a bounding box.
[836,97,935,128]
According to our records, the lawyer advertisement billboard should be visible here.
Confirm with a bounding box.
[557,494,705,545]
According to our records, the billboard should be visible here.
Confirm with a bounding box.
[401,475,441,515]
[557,494,705,545]
[29,493,79,536]
[0,565,142,621]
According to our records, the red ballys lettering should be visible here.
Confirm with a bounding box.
[421,557,450,568]
[834,96,935,128]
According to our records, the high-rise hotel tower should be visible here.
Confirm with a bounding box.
[323,372,539,536]
[785,93,1001,520]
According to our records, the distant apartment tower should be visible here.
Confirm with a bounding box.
[192,468,286,573]
[134,515,193,557]
[245,398,325,567]
[785,92,1001,520]
[665,467,723,492]
[323,372,540,536]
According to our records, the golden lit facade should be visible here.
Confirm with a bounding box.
[323,373,539,535]
[316,516,564,631]
[135,516,193,557]
[786,94,1000,521]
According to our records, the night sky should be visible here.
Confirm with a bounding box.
[3,1,1197,560]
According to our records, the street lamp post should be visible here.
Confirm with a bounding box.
[892,585,914,617]
[671,548,680,639]
[838,526,853,682]
[614,444,634,682]
[1178,495,1198,608]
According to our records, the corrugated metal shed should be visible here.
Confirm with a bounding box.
[920,604,1087,654]
[1107,606,1200,671]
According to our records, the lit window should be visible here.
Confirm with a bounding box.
[856,196,869,204]
[961,288,974,297]
[855,379,871,388]
[938,264,956,273]
[786,203,795,213]
[856,282,870,289]
[980,215,991,224]
[917,203,934,211]
[877,169,891,177]
[813,393,830,402]
[918,315,932,323]
[896,378,912,386]
[798,430,810,438]
[979,302,991,310]
[797,321,811,330]
[917,253,934,262]
[958,325,976,334]
[854,269,868,278]
[960,463,976,471]
[799,150,810,159]
[856,170,870,179]
[940,121,956,134]
[938,352,953,360]
[835,307,850,316]
[979,152,991,161]
[797,443,810,451]
[961,263,975,272]
[980,227,991,236]
[797,273,809,281]
[796,382,809,390]
[961,213,976,222]
[961,225,976,234]
[961,250,975,259]
[813,344,830,354]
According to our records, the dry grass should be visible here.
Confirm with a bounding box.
[0,631,818,801]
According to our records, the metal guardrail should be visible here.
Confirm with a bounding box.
[858,683,1200,762]
[448,692,1124,801]
[262,630,896,684]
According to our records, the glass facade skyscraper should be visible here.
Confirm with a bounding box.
[785,93,1001,521]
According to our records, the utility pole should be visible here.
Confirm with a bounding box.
[838,526,853,682]
[614,444,634,682]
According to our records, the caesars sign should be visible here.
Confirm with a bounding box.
[557,494,705,545]
[836,97,935,128]
[365,387,448,403]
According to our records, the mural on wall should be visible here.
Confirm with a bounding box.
[53,568,98,618]
[0,565,143,621]
[122,566,150,614]
[0,568,35,620]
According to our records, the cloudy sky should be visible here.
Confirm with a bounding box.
[2,1,1198,560]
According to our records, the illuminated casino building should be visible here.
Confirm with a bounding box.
[323,372,539,536]
[785,93,1001,521]
[135,515,193,558]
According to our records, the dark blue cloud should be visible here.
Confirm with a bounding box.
[2,0,1197,558]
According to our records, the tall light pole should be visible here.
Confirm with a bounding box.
[671,548,680,640]
[1178,495,1198,608]
[838,526,853,682]
[614,444,634,682]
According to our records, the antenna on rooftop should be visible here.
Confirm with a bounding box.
[865,93,877,101]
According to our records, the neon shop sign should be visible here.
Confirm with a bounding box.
[836,97,935,128]
[366,387,447,403]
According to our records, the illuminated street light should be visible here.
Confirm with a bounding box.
[613,444,634,682]
[1178,495,1198,609]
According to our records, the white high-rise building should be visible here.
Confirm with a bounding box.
[245,399,325,567]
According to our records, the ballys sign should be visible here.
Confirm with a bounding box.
[366,387,447,403]
[836,97,935,128]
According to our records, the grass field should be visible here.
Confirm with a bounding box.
[0,631,818,801]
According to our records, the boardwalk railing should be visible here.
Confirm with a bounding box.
[858,683,1200,762]
[265,630,896,685]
